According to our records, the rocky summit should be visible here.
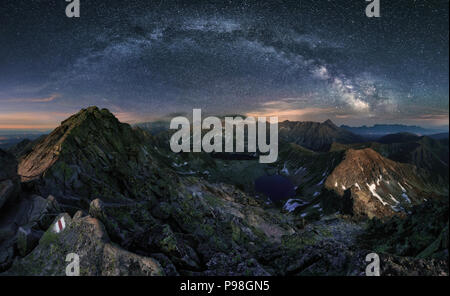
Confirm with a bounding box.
[323,148,441,219]
[278,119,363,152]
[0,107,448,276]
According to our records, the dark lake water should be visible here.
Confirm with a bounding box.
[254,175,296,202]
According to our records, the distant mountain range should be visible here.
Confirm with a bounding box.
[0,133,46,150]
[136,119,448,146]
[341,124,448,137]
[279,119,364,151]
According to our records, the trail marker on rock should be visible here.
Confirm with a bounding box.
[54,216,66,233]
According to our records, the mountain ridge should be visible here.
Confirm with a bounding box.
[0,107,448,275]
[341,124,448,136]
[323,148,441,219]
[279,119,363,151]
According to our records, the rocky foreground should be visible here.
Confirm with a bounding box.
[0,107,448,275]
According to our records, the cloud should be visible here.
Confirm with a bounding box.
[246,107,334,121]
[398,106,449,126]
[411,114,449,126]
[0,111,71,129]
[28,94,59,103]
[246,98,335,121]
[1,94,60,103]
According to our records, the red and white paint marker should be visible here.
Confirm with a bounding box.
[53,216,66,233]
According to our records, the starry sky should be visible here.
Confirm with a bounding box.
[0,0,448,130]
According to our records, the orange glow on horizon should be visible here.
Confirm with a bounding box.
[246,107,335,122]
[0,110,148,130]
[0,125,57,130]
[0,111,71,130]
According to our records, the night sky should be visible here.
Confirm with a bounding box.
[0,0,448,130]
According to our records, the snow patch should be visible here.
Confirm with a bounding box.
[283,199,303,212]
[192,191,203,198]
[173,162,189,168]
[294,167,306,175]
[391,205,403,212]
[281,162,289,175]
[376,175,382,186]
[389,194,399,203]
[366,183,388,206]
[398,182,407,192]
[401,193,411,203]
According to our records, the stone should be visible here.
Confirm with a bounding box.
[5,213,164,276]
[0,149,20,210]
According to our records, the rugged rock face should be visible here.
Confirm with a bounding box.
[323,148,440,219]
[0,149,20,210]
[273,143,444,220]
[6,213,164,276]
[360,199,449,260]
[84,177,297,275]
[330,134,449,189]
[276,142,344,199]
[0,194,60,271]
[7,107,300,275]
[18,106,163,208]
[279,120,363,151]
[8,207,446,276]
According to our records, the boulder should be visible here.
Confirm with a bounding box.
[5,213,164,276]
[0,194,61,271]
[16,226,42,257]
[0,149,20,210]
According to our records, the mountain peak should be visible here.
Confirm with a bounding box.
[324,148,431,219]
[18,107,136,181]
[323,119,336,127]
[279,120,362,151]
[61,106,118,128]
